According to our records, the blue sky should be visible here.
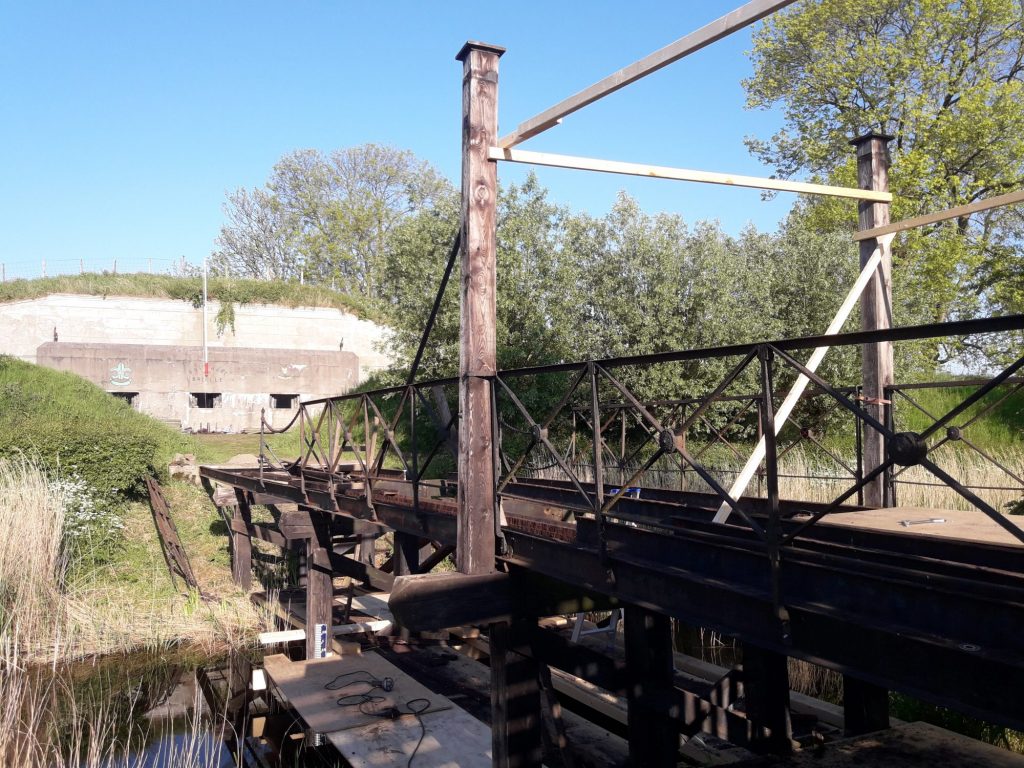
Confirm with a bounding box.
[0,1,806,279]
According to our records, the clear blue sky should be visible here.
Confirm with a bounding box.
[0,1,803,280]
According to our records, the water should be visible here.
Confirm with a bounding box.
[14,648,249,768]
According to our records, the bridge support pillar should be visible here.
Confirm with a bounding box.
[843,675,890,736]
[743,644,793,754]
[490,619,544,768]
[624,606,678,767]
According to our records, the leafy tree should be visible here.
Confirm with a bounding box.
[211,144,452,299]
[744,0,1024,334]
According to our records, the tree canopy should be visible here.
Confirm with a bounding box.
[744,0,1024,331]
[212,144,452,297]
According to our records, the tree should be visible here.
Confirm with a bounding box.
[744,0,1024,334]
[211,144,452,299]
[213,187,298,280]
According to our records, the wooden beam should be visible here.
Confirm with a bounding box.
[457,41,504,576]
[489,148,892,202]
[231,489,253,590]
[497,0,798,149]
[258,620,393,645]
[306,513,333,659]
[853,188,1024,241]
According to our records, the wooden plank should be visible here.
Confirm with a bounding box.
[328,705,492,768]
[489,148,892,202]
[457,41,503,576]
[853,188,1024,241]
[497,0,798,148]
[262,652,451,734]
[258,620,393,645]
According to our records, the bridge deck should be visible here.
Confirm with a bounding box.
[201,462,1024,734]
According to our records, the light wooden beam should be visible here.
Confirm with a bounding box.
[497,0,799,149]
[853,188,1024,241]
[489,147,892,202]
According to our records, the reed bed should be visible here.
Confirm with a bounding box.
[0,456,269,767]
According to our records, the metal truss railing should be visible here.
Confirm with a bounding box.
[257,315,1024,551]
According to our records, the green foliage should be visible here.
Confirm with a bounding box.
[893,380,1024,445]
[0,356,193,498]
[212,143,453,301]
[745,0,1024,354]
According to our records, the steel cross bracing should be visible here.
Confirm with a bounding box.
[202,313,1024,733]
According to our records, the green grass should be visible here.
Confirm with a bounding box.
[893,380,1024,448]
[0,271,382,323]
[0,356,195,496]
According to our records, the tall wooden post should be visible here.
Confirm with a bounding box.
[851,132,893,508]
[455,40,504,576]
[306,511,334,659]
[848,132,893,730]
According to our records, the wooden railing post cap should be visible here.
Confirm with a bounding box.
[849,131,894,151]
[456,41,506,62]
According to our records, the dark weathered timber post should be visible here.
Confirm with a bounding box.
[231,489,253,590]
[743,644,793,754]
[456,40,504,576]
[847,132,893,734]
[843,675,890,736]
[851,131,893,508]
[490,621,543,768]
[306,511,334,659]
[624,606,678,767]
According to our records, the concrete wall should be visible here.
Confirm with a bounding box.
[36,341,357,432]
[0,294,393,380]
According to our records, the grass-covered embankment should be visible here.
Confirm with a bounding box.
[0,358,270,661]
[0,271,381,322]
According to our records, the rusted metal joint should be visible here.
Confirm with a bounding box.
[658,428,676,453]
[888,431,929,467]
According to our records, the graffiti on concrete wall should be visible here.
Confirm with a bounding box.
[110,362,132,386]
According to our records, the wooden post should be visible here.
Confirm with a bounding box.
[455,40,504,576]
[851,132,893,508]
[624,606,678,767]
[843,675,890,736]
[743,644,793,754]
[306,511,334,659]
[231,489,253,590]
[848,132,894,732]
[490,620,543,768]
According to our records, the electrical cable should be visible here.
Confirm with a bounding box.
[323,670,432,768]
